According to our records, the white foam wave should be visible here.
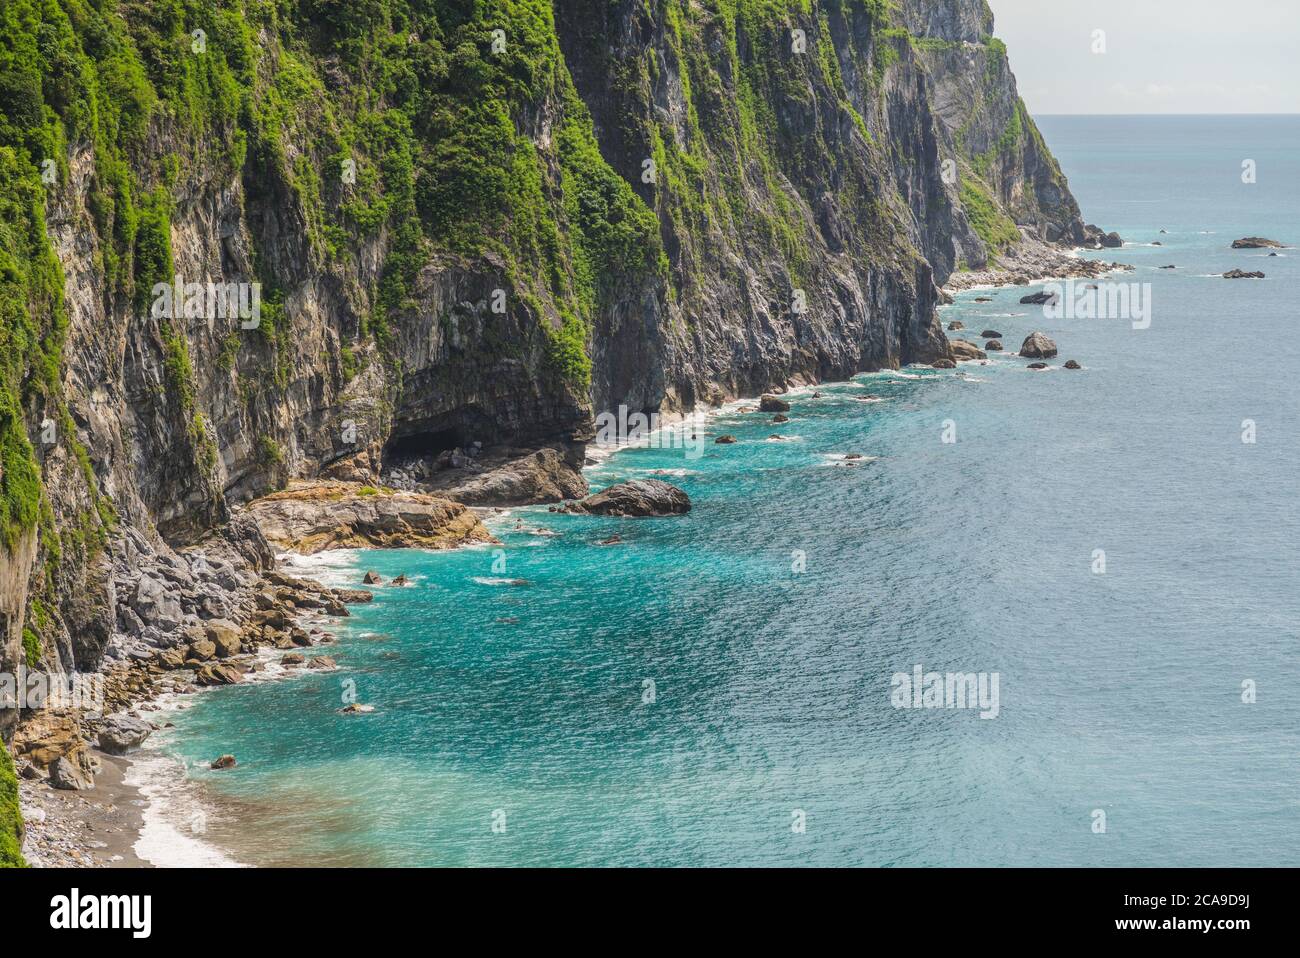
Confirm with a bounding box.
[277,549,363,587]
[125,752,245,868]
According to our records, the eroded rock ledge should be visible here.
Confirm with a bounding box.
[245,481,498,554]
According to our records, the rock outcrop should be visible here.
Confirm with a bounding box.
[438,448,588,507]
[1231,237,1284,249]
[566,480,691,517]
[1223,269,1266,280]
[244,482,497,554]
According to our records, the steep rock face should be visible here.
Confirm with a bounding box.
[0,0,1089,739]
[904,3,1085,249]
[557,0,950,416]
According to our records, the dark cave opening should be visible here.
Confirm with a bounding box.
[383,427,465,462]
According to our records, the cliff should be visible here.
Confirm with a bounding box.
[0,0,1090,846]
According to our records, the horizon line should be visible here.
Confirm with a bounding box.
[1031,112,1299,117]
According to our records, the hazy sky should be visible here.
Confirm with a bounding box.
[987,0,1300,114]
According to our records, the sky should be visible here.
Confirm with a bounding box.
[986,0,1300,114]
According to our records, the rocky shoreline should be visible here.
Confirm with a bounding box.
[12,236,1124,868]
[12,480,505,866]
[942,237,1131,294]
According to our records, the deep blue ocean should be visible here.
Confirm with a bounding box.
[142,115,1300,867]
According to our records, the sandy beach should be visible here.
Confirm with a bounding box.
[19,752,150,867]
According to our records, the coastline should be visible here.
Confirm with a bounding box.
[18,242,1121,869]
[19,753,149,867]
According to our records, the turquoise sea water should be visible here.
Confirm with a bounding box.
[150,116,1300,867]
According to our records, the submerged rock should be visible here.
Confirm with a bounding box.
[567,479,691,517]
[715,435,737,444]
[1019,332,1058,359]
[210,755,237,770]
[947,320,964,331]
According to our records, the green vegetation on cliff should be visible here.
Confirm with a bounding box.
[960,175,1019,251]
[1,0,671,553]
[0,742,23,867]
[0,0,1061,568]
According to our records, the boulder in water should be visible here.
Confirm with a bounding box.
[759,394,791,413]
[568,479,691,517]
[948,340,986,361]
[1223,269,1265,279]
[1231,237,1284,249]
[1019,332,1058,359]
